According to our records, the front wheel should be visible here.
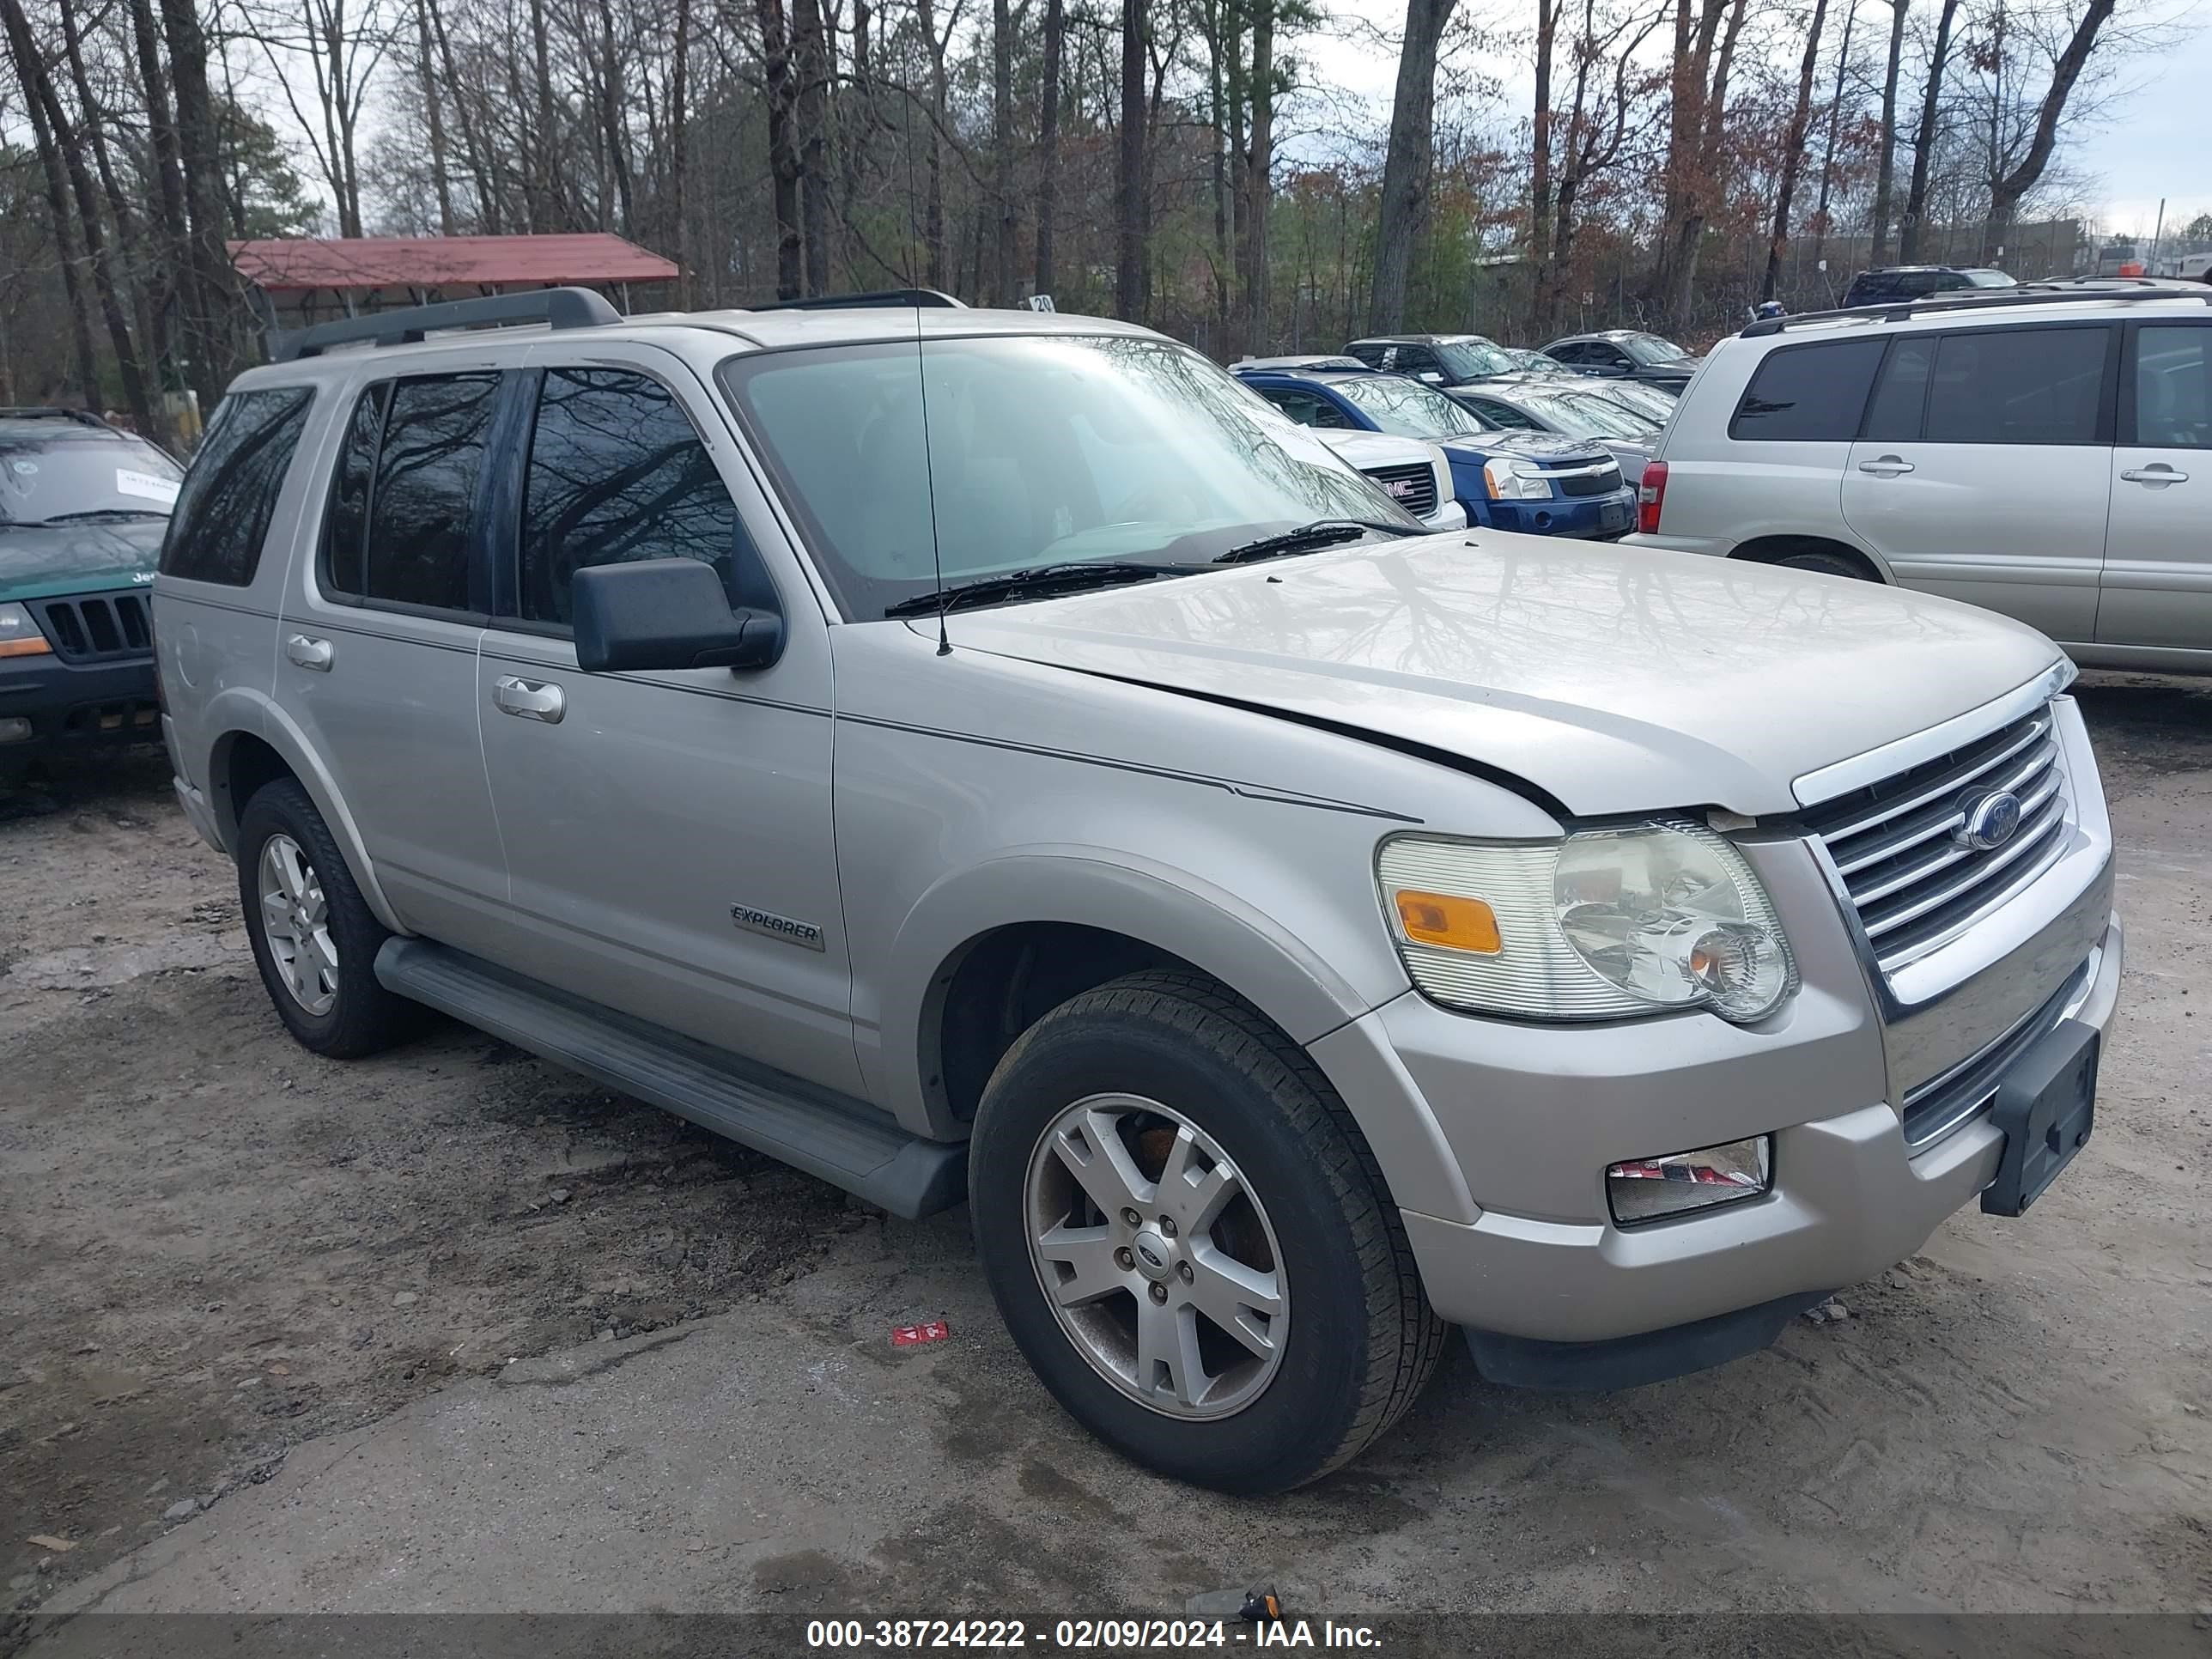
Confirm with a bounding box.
[969,971,1446,1493]
[1770,548,1875,581]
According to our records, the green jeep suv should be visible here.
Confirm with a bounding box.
[0,408,182,777]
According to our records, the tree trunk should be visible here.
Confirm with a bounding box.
[992,0,1018,304]
[414,0,456,232]
[596,0,635,235]
[1370,0,1457,332]
[1035,0,1063,299]
[1984,0,2116,260]
[10,15,99,407]
[159,0,240,403]
[916,0,948,289]
[1116,0,1147,321]
[755,0,805,297]
[1808,0,1856,286]
[529,0,560,228]
[428,0,497,230]
[1868,0,1908,263]
[793,0,831,293]
[671,0,691,299]
[1899,0,1959,262]
[1761,0,1830,302]
[1528,0,1557,333]
[1243,0,1272,351]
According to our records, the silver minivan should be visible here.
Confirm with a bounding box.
[155,290,2122,1492]
[1629,282,2212,673]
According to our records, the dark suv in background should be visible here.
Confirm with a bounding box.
[1840,266,2015,308]
[0,408,180,779]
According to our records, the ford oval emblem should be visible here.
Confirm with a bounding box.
[1955,790,2023,851]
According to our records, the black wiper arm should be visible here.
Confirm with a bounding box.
[30,508,170,525]
[1213,519,1425,565]
[881,561,1190,619]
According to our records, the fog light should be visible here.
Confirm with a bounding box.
[1607,1135,1771,1224]
[0,717,32,744]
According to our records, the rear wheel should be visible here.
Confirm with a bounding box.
[969,970,1446,1493]
[236,779,418,1058]
[1769,547,1875,581]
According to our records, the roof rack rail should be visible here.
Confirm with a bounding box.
[0,405,111,427]
[267,286,622,363]
[741,288,967,313]
[1744,278,2212,337]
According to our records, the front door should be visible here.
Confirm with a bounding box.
[2098,320,2212,659]
[471,353,861,1096]
[1839,323,2116,645]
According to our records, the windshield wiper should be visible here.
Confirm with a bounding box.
[1213,519,1425,565]
[28,508,170,525]
[881,560,1193,619]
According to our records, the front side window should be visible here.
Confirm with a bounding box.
[518,368,750,626]
[2132,325,2210,449]
[362,374,499,610]
[1924,327,2108,446]
[1729,339,1887,441]
[721,334,1407,621]
[1258,388,1352,429]
[1332,375,1489,439]
[159,388,313,585]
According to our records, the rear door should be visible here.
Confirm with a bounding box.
[1839,323,2117,644]
[2099,319,2212,656]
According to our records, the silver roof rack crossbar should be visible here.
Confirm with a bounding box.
[266,287,622,363]
[741,288,967,313]
[1742,278,2212,337]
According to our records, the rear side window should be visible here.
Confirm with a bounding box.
[354,374,499,611]
[159,387,314,584]
[516,368,751,627]
[1729,340,1886,441]
[1924,327,2108,445]
[321,383,387,598]
[2131,325,2211,449]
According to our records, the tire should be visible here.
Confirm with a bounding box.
[969,969,1447,1494]
[1769,547,1875,581]
[235,777,419,1058]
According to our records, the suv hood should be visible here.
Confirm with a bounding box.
[1437,430,1610,467]
[0,519,165,601]
[940,534,2063,818]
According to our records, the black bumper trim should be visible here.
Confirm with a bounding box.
[1462,1289,1832,1391]
[0,652,160,750]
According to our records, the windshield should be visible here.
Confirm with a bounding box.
[0,434,181,525]
[720,334,1414,620]
[1620,333,1690,366]
[1332,375,1490,439]
[1433,338,1519,380]
[1522,389,1660,440]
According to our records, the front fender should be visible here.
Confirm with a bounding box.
[868,848,1477,1225]
[202,685,408,937]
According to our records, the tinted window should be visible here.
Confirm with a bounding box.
[159,388,313,584]
[364,374,498,610]
[1548,343,1591,365]
[321,383,387,598]
[519,368,749,625]
[1466,398,1538,429]
[1729,340,1887,441]
[1258,388,1352,429]
[1863,337,1935,441]
[2133,326,2211,449]
[1924,328,2107,445]
[1344,343,1387,369]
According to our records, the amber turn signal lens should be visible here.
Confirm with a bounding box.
[1393,890,1503,954]
[0,635,52,658]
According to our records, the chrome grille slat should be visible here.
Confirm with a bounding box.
[1805,703,2075,979]
[1829,738,2058,878]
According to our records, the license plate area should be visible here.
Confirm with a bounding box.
[1980,1018,2099,1216]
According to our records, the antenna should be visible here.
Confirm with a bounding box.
[914,303,951,656]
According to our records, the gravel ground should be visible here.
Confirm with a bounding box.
[2,673,2207,1638]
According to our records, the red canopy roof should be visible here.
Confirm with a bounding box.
[228,234,679,293]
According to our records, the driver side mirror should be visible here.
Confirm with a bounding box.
[1417,369,1444,385]
[572,558,784,674]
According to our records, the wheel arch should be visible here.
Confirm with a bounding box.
[1729,533,1891,581]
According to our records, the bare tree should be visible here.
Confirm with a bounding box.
[1869,0,1909,259]
[1034,0,1063,298]
[1116,0,1146,319]
[1763,0,1832,301]
[1980,0,2118,257]
[1899,0,1960,259]
[1370,0,1459,331]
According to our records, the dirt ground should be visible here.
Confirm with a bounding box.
[3,674,2209,1638]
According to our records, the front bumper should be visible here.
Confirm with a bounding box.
[1470,488,1638,539]
[0,649,161,756]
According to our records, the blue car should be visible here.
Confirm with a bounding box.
[1233,366,1638,539]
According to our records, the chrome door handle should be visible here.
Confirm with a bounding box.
[493,676,565,723]
[1857,456,1916,477]
[285,635,333,672]
[2120,465,2189,485]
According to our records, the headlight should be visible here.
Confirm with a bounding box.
[1483,458,1551,501]
[1377,821,1796,1023]
[0,602,53,659]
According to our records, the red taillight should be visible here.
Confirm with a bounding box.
[1637,459,1668,535]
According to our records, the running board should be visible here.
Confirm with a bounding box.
[374,939,965,1218]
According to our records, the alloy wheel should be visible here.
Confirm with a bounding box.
[258,833,338,1016]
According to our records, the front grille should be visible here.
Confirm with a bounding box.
[30,590,153,662]
[1804,704,2072,977]
[1898,956,2092,1149]
[1361,462,1438,520]
[1555,464,1624,498]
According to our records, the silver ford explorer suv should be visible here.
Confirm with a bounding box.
[155,289,2123,1495]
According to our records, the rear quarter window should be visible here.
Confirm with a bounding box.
[1728,339,1887,441]
[159,387,315,585]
